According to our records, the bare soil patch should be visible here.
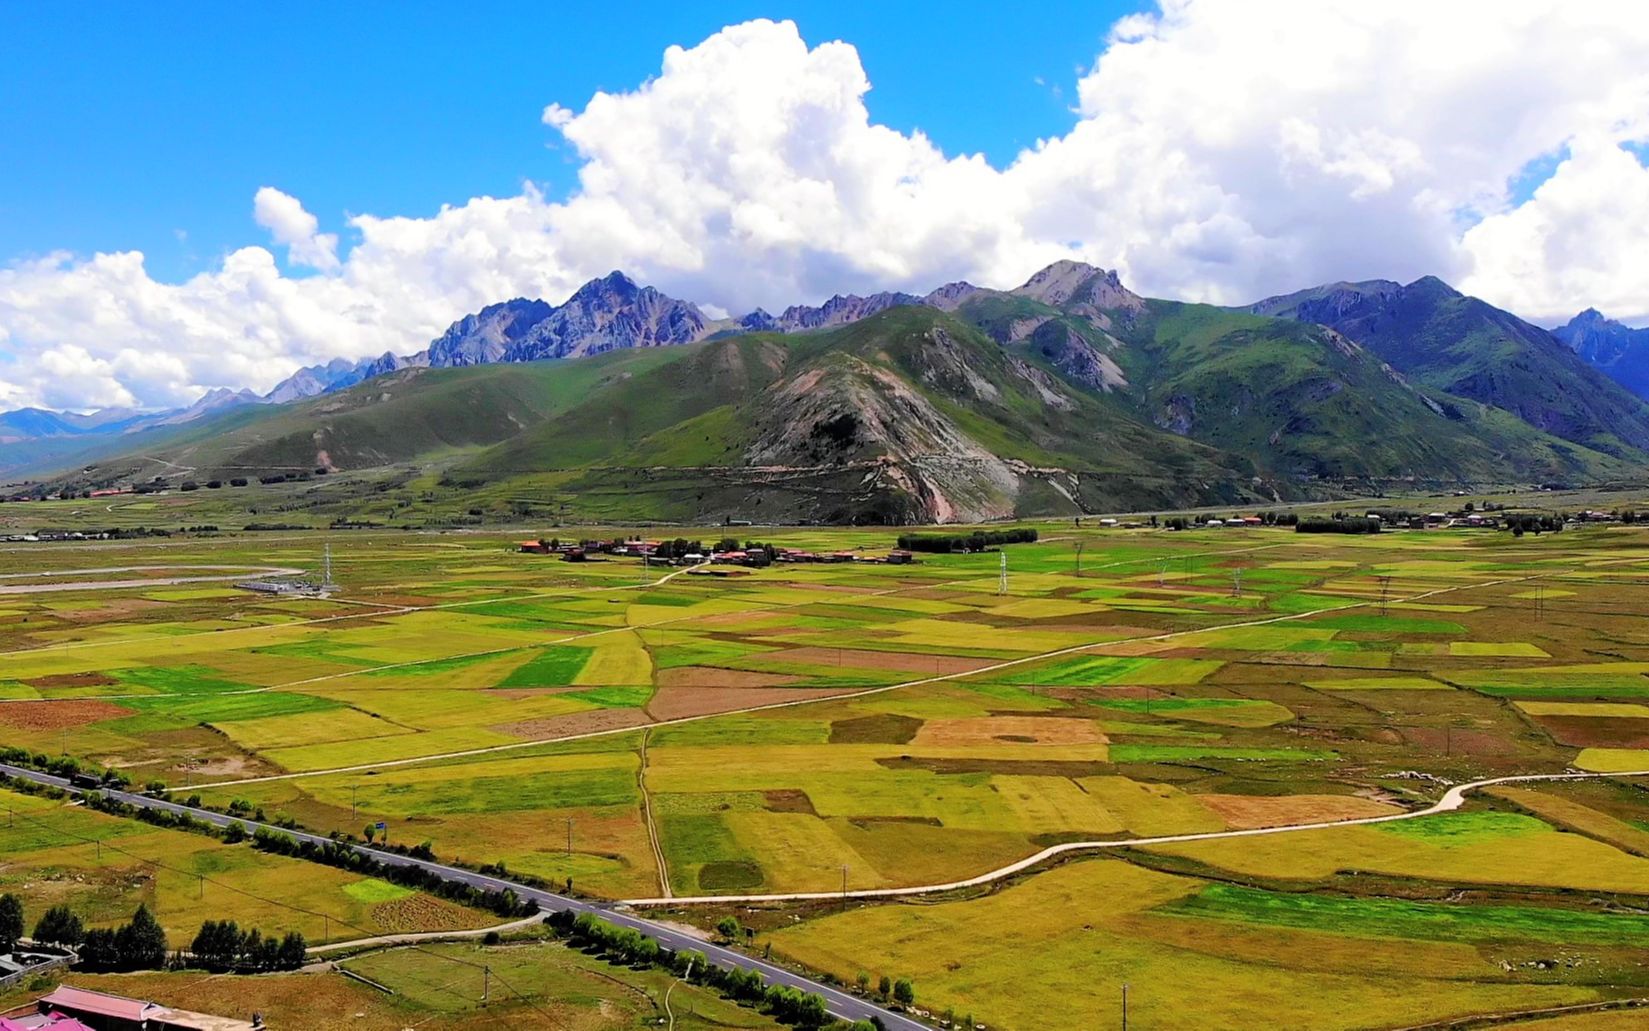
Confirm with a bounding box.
[370,894,482,933]
[829,713,923,744]
[22,672,118,689]
[1401,726,1519,756]
[496,708,654,739]
[1193,792,1401,829]
[763,789,819,815]
[646,685,852,721]
[914,715,1107,747]
[657,667,801,689]
[772,646,993,674]
[1532,715,1649,749]
[54,599,169,623]
[876,755,1112,777]
[0,699,133,731]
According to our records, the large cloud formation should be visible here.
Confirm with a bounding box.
[2,1,1647,410]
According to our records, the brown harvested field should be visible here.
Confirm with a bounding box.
[764,789,819,814]
[1531,715,1649,748]
[9,973,403,1031]
[657,666,801,689]
[769,646,994,673]
[0,699,134,731]
[370,893,484,933]
[21,672,119,689]
[913,716,1106,746]
[646,684,857,721]
[829,713,923,744]
[1192,792,1401,829]
[496,708,653,739]
[1400,726,1521,755]
[53,598,169,622]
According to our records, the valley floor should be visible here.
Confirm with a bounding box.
[3,510,1649,1028]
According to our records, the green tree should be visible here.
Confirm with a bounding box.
[115,904,168,970]
[715,916,741,941]
[0,893,23,952]
[363,824,376,843]
[893,978,915,1006]
[33,905,84,947]
[79,928,119,970]
[877,974,892,998]
[855,971,871,993]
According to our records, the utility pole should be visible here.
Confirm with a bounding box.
[351,783,358,820]
[841,864,849,906]
[482,965,490,1006]
[1122,983,1129,1031]
[566,818,574,856]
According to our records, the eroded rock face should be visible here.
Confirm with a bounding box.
[1029,322,1128,392]
[744,356,1021,523]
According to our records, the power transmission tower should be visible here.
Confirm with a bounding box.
[1535,581,1546,621]
[998,551,1009,596]
[1158,559,1168,588]
[1231,568,1244,598]
[321,542,337,591]
[1379,575,1392,617]
[1074,541,1085,577]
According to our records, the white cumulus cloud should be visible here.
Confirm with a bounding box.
[3,2,1649,412]
[252,186,341,272]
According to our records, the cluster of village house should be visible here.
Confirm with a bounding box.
[516,538,915,566]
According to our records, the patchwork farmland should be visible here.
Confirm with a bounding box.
[4,519,1649,1028]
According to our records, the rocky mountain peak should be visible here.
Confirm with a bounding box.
[1012,260,1142,313]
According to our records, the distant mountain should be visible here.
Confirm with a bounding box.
[1553,308,1649,400]
[0,388,261,478]
[1249,277,1649,457]
[40,262,1648,521]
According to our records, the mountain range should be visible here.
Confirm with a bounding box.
[5,263,1649,523]
[1551,309,1649,401]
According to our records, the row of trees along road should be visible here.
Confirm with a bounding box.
[1,893,303,975]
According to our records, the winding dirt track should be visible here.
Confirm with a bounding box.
[617,769,1649,905]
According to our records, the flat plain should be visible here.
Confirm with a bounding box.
[4,512,1649,1028]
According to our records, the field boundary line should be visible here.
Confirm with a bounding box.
[639,727,671,899]
[617,769,1649,905]
[186,561,1552,790]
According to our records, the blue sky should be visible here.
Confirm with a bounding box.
[0,1,1144,281]
[1,3,1645,411]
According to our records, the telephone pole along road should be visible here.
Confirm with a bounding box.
[0,763,923,1031]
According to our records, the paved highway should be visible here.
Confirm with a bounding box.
[0,763,924,1030]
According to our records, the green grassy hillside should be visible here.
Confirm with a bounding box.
[38,297,1649,524]
[1251,277,1649,458]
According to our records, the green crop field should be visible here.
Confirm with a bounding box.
[4,515,1649,1028]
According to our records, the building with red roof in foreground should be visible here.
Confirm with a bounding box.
[9,987,261,1031]
[0,1012,97,1031]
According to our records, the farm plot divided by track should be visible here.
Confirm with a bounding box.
[6,524,1649,1027]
